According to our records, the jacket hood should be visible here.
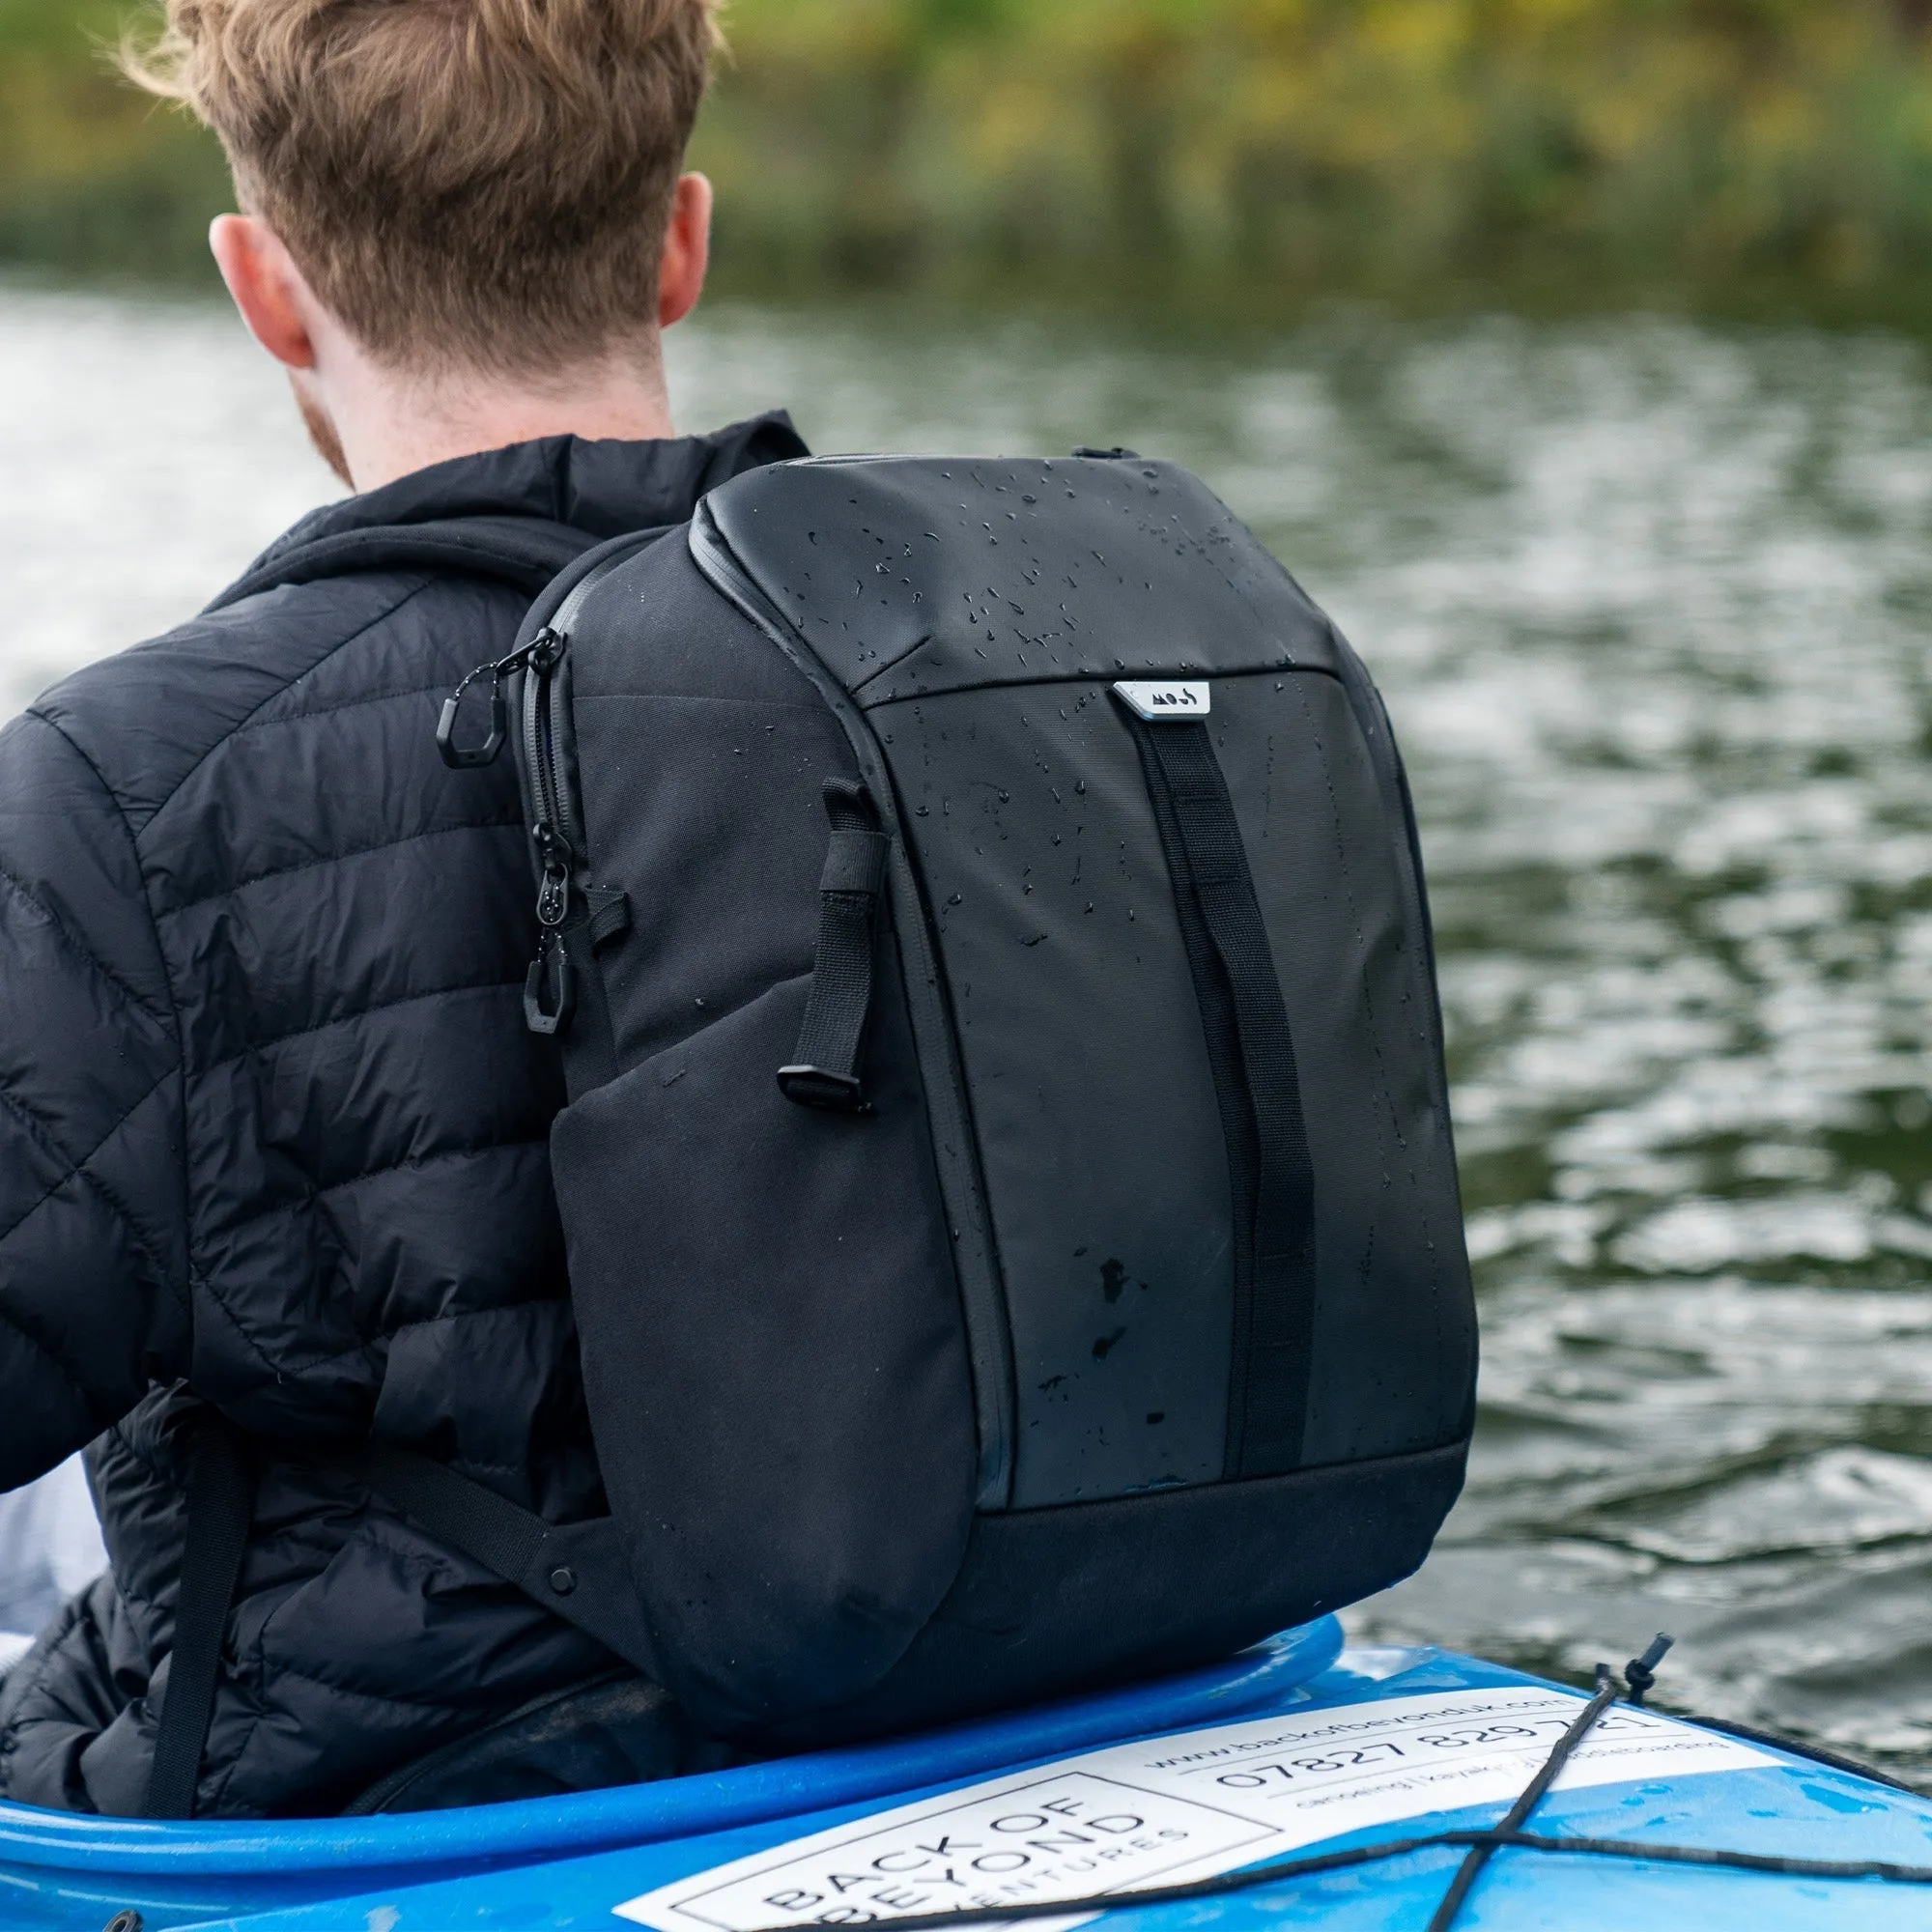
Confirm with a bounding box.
[247,411,810,572]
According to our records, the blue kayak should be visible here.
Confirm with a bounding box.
[8,1623,1930,1930]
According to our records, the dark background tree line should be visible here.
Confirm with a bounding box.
[9,0,1932,318]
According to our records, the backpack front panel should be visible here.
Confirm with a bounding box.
[703,456,1476,1516]
[869,676,1241,1505]
[864,663,1469,1505]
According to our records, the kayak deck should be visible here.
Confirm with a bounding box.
[10,1623,1932,1930]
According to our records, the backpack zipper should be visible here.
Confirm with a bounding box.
[522,626,576,1034]
[436,554,624,1037]
[515,557,623,1036]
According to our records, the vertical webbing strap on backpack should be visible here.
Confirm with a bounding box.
[1127,714,1318,1479]
[779,781,889,1113]
[146,1416,256,1819]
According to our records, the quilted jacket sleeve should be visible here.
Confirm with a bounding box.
[0,709,189,1490]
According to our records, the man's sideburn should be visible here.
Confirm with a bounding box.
[293,374,353,487]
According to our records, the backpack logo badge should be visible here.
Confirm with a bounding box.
[1112,680,1211,722]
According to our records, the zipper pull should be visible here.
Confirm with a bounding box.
[524,931,574,1037]
[436,631,559,770]
[534,826,571,928]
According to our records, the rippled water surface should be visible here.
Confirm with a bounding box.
[5,284,1931,1779]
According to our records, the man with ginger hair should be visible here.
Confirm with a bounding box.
[0,0,800,1816]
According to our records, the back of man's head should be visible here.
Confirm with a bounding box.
[128,0,723,378]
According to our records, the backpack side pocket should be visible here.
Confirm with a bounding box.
[550,959,977,1735]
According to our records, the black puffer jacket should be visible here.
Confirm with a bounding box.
[0,413,804,1817]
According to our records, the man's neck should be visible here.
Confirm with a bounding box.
[296,336,678,493]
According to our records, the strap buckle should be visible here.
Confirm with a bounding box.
[778,781,887,1116]
[777,1064,873,1114]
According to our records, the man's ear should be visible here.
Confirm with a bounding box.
[658,172,713,329]
[210,214,320,370]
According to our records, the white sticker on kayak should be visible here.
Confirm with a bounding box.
[613,1687,1774,1929]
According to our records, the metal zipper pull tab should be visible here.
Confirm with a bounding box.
[526,821,575,1037]
[533,827,571,929]
[526,626,565,677]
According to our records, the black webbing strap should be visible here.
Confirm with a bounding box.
[1128,716,1317,1478]
[351,1444,662,1680]
[584,886,634,950]
[779,781,889,1113]
[145,1416,256,1820]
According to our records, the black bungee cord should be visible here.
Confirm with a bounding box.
[731,1635,1932,1932]
[1421,1647,1635,1931]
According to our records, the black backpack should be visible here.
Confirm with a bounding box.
[164,450,1473,1792]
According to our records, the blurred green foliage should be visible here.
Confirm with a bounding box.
[0,0,227,278]
[8,0,1932,310]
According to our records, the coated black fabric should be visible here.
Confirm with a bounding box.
[1212,671,1472,1467]
[686,515,1021,1511]
[1128,716,1316,1480]
[699,454,1352,702]
[765,1438,1468,1746]
[550,965,977,1736]
[519,530,981,1736]
[143,1414,253,1819]
[537,536,857,1084]
[850,675,1238,1505]
[0,414,805,1817]
[699,458,1473,1508]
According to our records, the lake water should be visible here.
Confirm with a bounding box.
[5,282,1931,1783]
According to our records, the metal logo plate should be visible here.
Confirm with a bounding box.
[1111,680,1211,722]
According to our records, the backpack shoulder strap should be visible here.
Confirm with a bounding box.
[350,1446,663,1680]
[206,514,600,612]
[144,1426,658,1818]
[145,1413,256,1819]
